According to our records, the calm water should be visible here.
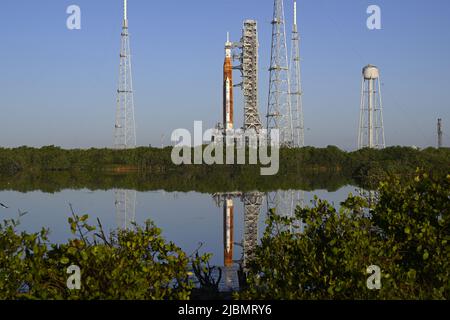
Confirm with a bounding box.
[0,186,359,289]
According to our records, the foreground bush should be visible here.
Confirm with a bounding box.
[1,173,448,300]
[238,173,450,299]
[0,214,196,300]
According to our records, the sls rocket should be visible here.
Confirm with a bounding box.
[223,198,234,267]
[223,33,234,131]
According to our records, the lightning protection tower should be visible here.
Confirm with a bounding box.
[266,0,294,147]
[114,0,136,149]
[289,1,305,148]
[358,65,385,149]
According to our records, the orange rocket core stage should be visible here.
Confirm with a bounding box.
[223,199,234,267]
[223,48,234,130]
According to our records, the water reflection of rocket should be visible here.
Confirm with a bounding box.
[223,33,234,131]
[223,198,234,267]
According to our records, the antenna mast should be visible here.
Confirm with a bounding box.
[114,0,136,149]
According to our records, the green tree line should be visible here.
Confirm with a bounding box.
[0,146,449,192]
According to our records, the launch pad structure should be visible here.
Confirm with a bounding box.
[216,20,263,144]
[241,20,263,133]
[217,0,307,150]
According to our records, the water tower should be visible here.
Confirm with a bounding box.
[358,65,386,149]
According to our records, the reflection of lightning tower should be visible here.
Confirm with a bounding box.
[242,192,263,270]
[267,190,305,231]
[267,190,305,218]
[114,189,136,229]
[114,0,136,149]
[289,1,305,148]
[266,0,293,146]
[357,188,377,214]
[358,65,385,149]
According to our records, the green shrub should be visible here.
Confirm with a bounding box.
[238,173,450,300]
[0,213,199,300]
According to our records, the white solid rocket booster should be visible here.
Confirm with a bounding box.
[223,33,234,131]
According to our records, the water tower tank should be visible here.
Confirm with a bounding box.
[363,65,379,80]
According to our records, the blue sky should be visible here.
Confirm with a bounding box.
[0,0,449,150]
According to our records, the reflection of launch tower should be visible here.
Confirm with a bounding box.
[242,192,263,271]
[114,189,136,229]
[223,197,235,290]
[213,193,239,290]
[223,33,234,132]
[213,192,264,286]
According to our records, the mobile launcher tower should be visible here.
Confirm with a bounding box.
[215,21,263,145]
[358,65,386,149]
